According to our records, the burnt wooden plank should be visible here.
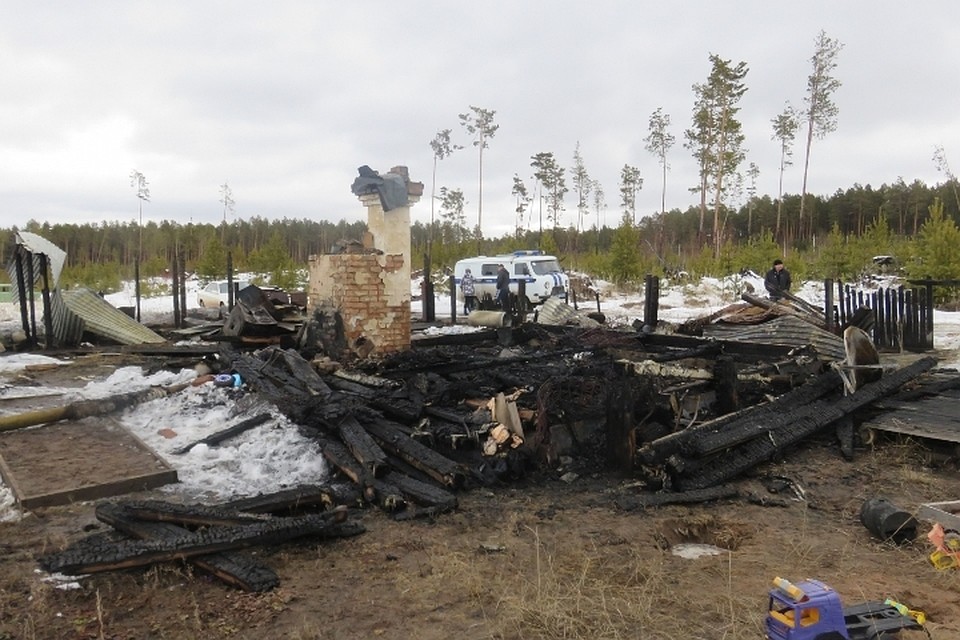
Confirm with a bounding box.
[221,484,362,514]
[614,484,740,511]
[107,499,269,528]
[317,437,376,500]
[362,418,466,488]
[690,357,936,457]
[42,508,361,576]
[637,369,842,466]
[96,503,279,592]
[337,414,389,477]
[675,357,937,490]
[382,471,457,511]
[171,413,272,455]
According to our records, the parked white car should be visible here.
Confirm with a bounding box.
[197,280,249,307]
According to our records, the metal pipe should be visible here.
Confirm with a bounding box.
[466,310,512,328]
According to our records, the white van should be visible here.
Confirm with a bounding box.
[454,250,569,305]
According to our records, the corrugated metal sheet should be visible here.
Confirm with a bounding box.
[535,297,602,328]
[701,315,845,360]
[51,290,85,346]
[58,288,165,345]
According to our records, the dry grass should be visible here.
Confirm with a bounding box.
[390,513,767,640]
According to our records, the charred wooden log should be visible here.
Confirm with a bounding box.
[324,375,377,398]
[102,499,269,528]
[338,414,389,477]
[171,413,273,455]
[41,508,361,576]
[317,437,376,500]
[688,359,931,458]
[674,357,937,490]
[613,484,740,511]
[222,484,362,514]
[370,396,423,423]
[606,377,636,473]
[362,418,467,488]
[370,479,408,512]
[712,355,740,414]
[382,471,458,511]
[95,503,279,592]
[637,369,843,466]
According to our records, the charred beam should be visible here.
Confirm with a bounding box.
[338,414,389,477]
[675,356,937,490]
[171,413,273,455]
[95,503,279,592]
[614,484,740,511]
[382,471,458,511]
[100,500,269,528]
[637,369,843,466]
[362,418,466,488]
[317,437,376,500]
[221,484,362,514]
[41,508,360,576]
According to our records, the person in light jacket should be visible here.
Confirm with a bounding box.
[461,268,477,314]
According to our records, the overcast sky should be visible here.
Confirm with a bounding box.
[2,1,958,238]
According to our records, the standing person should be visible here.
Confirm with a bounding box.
[461,268,477,315]
[496,263,510,309]
[764,259,792,301]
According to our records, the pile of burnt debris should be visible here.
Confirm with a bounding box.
[39,298,959,591]
[195,316,948,513]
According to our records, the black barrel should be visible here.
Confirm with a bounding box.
[860,497,917,544]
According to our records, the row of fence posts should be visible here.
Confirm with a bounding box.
[417,270,936,352]
[827,278,935,351]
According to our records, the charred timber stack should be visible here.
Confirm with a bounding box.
[227,346,475,520]
[39,500,363,592]
[636,356,938,491]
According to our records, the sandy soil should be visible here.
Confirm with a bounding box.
[2,360,960,639]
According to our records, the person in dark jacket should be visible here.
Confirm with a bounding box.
[496,264,510,309]
[764,259,791,301]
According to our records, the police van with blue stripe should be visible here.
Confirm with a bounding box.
[454,250,569,306]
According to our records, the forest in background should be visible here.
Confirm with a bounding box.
[1,176,959,300]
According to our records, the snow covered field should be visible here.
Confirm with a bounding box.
[0,274,958,524]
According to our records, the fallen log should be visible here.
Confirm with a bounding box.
[362,418,466,488]
[382,471,458,511]
[95,503,279,592]
[324,376,377,399]
[0,382,192,433]
[637,369,843,466]
[369,479,408,512]
[674,356,937,490]
[689,359,932,457]
[337,414,389,477]
[613,484,740,511]
[171,413,273,455]
[41,508,361,576]
[221,484,362,514]
[317,437,376,500]
[101,499,269,528]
